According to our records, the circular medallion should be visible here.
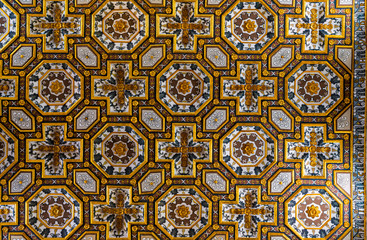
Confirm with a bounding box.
[156,186,212,239]
[222,0,277,53]
[92,0,148,52]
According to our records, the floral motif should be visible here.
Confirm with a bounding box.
[39,195,72,227]
[40,72,73,103]
[104,12,137,41]
[337,48,352,69]
[28,0,82,51]
[233,12,265,41]
[221,124,276,177]
[26,187,82,239]
[168,72,202,103]
[158,61,212,115]
[156,187,211,239]
[27,125,81,176]
[232,133,264,164]
[92,62,147,114]
[297,74,328,103]
[92,124,147,177]
[167,196,200,226]
[0,204,17,225]
[220,187,274,239]
[286,62,342,115]
[92,0,148,52]
[92,187,145,239]
[222,0,276,52]
[157,125,210,177]
[305,204,321,218]
[27,61,83,114]
[286,125,341,177]
[286,1,343,51]
[158,1,212,51]
[104,134,136,164]
[0,78,17,99]
[286,188,341,239]
[0,1,18,52]
[222,63,275,113]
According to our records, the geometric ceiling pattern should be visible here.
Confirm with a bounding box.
[0,0,365,239]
